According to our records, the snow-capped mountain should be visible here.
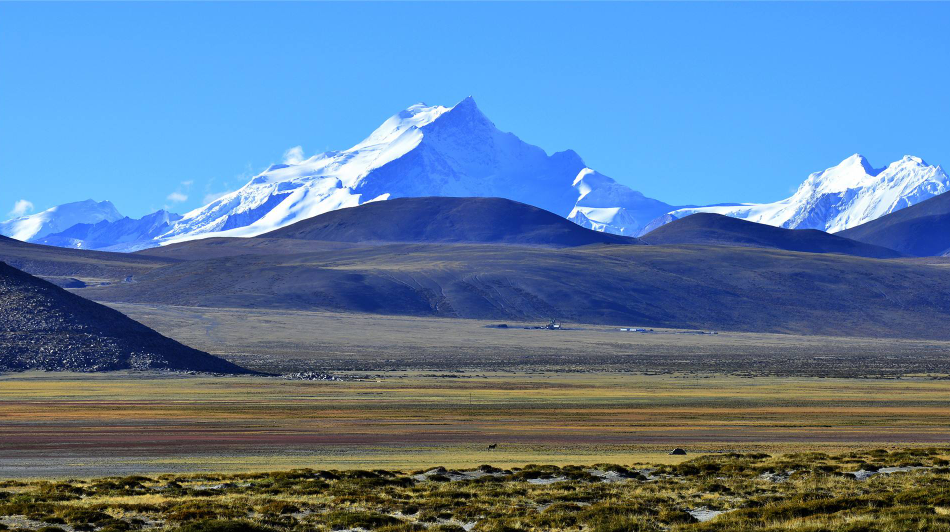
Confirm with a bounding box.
[0,200,123,242]
[35,209,182,252]
[568,168,678,235]
[158,97,673,244]
[654,154,949,233]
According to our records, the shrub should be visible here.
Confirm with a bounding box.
[175,520,277,532]
[322,510,403,529]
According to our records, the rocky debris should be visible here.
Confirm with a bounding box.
[0,261,252,373]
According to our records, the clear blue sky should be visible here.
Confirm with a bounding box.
[2,2,948,219]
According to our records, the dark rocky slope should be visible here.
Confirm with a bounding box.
[0,261,251,373]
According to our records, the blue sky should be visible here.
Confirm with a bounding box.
[2,2,948,219]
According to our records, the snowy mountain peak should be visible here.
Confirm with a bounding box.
[898,154,927,166]
[151,97,673,245]
[36,208,182,252]
[657,154,949,233]
[0,199,123,242]
[799,154,884,195]
[352,102,451,153]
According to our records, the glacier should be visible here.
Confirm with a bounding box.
[653,154,949,233]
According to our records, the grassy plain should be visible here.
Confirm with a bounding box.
[108,304,950,377]
[2,372,950,478]
[4,307,950,530]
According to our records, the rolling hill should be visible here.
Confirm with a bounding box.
[837,191,950,257]
[640,213,902,258]
[6,199,950,339]
[0,261,251,373]
[263,197,640,247]
[78,242,950,339]
[0,233,176,287]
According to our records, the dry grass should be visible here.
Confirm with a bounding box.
[2,372,950,478]
[2,449,949,531]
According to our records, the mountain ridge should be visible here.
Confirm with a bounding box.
[653,154,949,233]
[0,200,123,242]
[837,190,950,257]
[640,213,903,259]
[37,210,182,252]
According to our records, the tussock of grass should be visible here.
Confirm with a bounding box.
[2,449,950,530]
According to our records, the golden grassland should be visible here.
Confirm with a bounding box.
[1,449,949,531]
[2,372,949,477]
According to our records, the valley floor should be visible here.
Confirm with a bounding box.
[108,303,950,378]
[4,307,950,531]
[2,372,950,478]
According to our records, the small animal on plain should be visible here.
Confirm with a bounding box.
[488,443,497,450]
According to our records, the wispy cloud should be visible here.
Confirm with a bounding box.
[283,146,305,165]
[164,180,194,204]
[166,192,188,203]
[8,199,34,218]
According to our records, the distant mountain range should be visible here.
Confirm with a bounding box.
[655,154,949,233]
[1,98,948,253]
[0,200,123,242]
[36,209,182,252]
[0,200,180,252]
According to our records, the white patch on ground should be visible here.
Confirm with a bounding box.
[526,475,568,485]
[849,466,929,481]
[758,470,796,483]
[688,507,729,522]
[587,468,653,482]
[412,467,506,482]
